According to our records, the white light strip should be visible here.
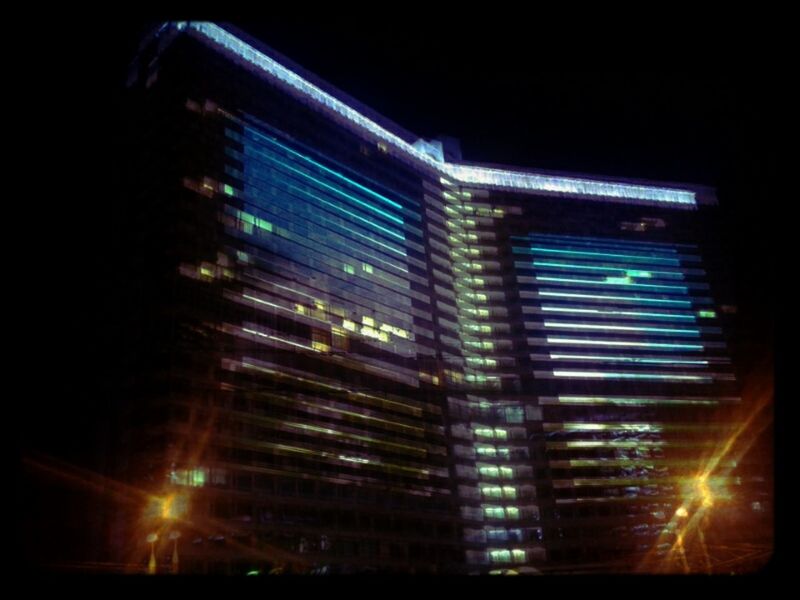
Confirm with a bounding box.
[183,22,697,207]
[551,370,710,381]
[543,321,699,335]
[545,337,703,350]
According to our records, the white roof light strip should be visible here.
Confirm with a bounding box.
[186,22,696,207]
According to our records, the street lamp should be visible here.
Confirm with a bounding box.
[146,533,158,575]
[169,531,181,574]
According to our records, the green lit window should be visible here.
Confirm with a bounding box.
[484,506,505,519]
[512,549,526,563]
[343,264,355,275]
[506,507,520,520]
[171,467,206,487]
[362,263,373,273]
[502,486,517,499]
[499,466,514,479]
[479,466,500,478]
[475,427,495,439]
[476,446,497,457]
[493,428,508,440]
[481,486,503,499]
[698,310,716,318]
[490,550,512,563]
[223,183,235,196]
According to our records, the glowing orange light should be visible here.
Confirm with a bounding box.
[696,476,714,508]
[161,495,174,519]
[675,506,689,518]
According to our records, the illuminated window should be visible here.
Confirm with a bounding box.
[223,183,235,196]
[479,466,500,478]
[482,486,503,499]
[484,506,505,519]
[343,264,355,275]
[489,550,512,563]
[362,263,373,273]
[170,467,207,487]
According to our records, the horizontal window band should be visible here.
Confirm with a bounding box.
[526,290,700,307]
[529,353,730,367]
[538,320,701,336]
[516,233,696,251]
[543,422,738,433]
[552,475,740,488]
[518,246,684,265]
[516,260,688,281]
[527,304,698,322]
[531,275,689,293]
[548,458,739,469]
[529,336,709,351]
[545,440,722,449]
[535,369,725,383]
[539,395,739,407]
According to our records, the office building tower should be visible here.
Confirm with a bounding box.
[107,21,768,574]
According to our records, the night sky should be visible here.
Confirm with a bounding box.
[24,16,778,569]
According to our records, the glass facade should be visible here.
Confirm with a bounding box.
[113,21,768,574]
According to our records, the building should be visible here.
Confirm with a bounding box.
[104,21,769,574]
